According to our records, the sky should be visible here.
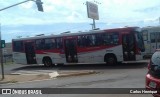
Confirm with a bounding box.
[1,0,160,42]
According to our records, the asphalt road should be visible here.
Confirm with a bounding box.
[1,62,149,74]
[0,63,153,97]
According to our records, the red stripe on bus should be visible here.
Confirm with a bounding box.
[35,45,121,54]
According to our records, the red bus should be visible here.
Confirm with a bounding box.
[12,27,145,66]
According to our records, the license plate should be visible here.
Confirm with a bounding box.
[149,81,157,88]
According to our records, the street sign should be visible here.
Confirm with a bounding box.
[86,1,99,20]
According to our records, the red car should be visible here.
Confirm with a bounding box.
[146,49,160,97]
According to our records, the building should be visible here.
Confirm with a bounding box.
[2,42,12,62]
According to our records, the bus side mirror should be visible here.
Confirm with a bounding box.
[1,40,5,48]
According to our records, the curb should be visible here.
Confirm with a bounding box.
[58,71,97,77]
[0,81,14,84]
[0,71,97,85]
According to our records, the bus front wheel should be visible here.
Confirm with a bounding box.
[105,55,117,65]
[43,57,53,67]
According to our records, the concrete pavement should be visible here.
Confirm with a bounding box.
[0,62,153,97]
[0,70,96,84]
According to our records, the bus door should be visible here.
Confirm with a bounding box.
[64,38,78,63]
[122,34,136,61]
[150,32,157,53]
[24,42,37,64]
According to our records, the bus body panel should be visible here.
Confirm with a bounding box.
[35,54,66,64]
[136,55,143,61]
[12,27,145,65]
[33,45,123,64]
[13,52,27,64]
[77,45,123,63]
[142,26,160,58]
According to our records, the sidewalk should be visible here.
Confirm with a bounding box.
[0,70,96,84]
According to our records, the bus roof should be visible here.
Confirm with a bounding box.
[142,26,160,31]
[12,26,139,41]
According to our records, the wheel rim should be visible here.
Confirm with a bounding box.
[108,57,115,65]
[44,59,51,66]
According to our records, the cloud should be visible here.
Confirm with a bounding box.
[134,4,160,13]
[19,1,34,9]
[43,4,55,13]
[2,0,160,42]
[66,11,88,23]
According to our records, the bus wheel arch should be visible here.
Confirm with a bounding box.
[42,57,53,67]
[104,53,117,65]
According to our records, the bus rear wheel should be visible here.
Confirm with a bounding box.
[105,55,117,65]
[43,58,53,67]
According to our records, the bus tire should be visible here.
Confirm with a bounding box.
[105,54,117,65]
[43,57,53,67]
[58,63,64,67]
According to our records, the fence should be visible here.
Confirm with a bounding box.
[3,54,13,64]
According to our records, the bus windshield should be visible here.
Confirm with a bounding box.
[135,31,145,52]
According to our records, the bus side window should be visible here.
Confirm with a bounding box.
[78,36,84,47]
[44,39,50,50]
[51,39,56,48]
[78,35,97,47]
[91,34,96,46]
[36,39,45,50]
[103,33,119,45]
[103,34,110,45]
[142,30,148,41]
[56,38,63,49]
[86,35,94,46]
[13,41,24,52]
[95,34,103,46]
[112,34,119,45]
[150,33,155,43]
[86,35,96,46]
[44,38,56,50]
[158,32,160,42]
[82,36,87,47]
[85,35,91,46]
[35,40,41,50]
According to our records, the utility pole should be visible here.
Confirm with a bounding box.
[93,19,96,29]
[92,0,101,30]
[0,23,4,79]
[90,23,94,30]
[85,1,100,30]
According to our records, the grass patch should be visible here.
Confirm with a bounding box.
[0,80,18,84]
[3,61,14,65]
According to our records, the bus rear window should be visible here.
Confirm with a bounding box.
[13,41,24,52]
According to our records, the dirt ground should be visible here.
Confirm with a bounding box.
[0,74,50,84]
[0,71,95,84]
